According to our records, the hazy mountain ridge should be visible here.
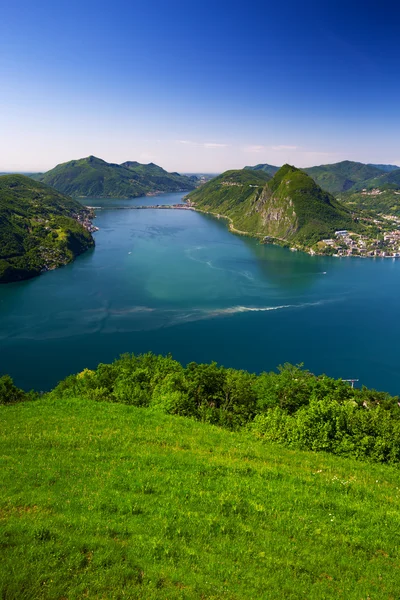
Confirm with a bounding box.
[0,175,94,283]
[34,156,197,199]
[368,163,400,173]
[244,163,280,177]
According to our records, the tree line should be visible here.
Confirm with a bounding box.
[1,353,399,465]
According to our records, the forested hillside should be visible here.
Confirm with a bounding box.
[188,165,357,248]
[0,175,94,283]
[34,156,197,198]
[246,160,400,196]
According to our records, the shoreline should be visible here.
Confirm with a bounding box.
[189,205,400,259]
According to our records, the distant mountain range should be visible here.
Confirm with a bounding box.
[187,165,357,248]
[0,175,95,283]
[368,164,400,173]
[245,164,280,177]
[349,168,400,192]
[246,160,400,196]
[32,156,198,199]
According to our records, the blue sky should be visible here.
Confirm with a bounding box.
[1,0,399,172]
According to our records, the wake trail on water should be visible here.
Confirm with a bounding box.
[6,299,335,339]
[185,246,254,281]
[165,300,328,327]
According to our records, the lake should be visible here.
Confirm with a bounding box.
[0,192,399,394]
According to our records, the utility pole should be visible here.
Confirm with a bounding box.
[342,379,359,388]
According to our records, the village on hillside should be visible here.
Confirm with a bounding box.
[314,215,400,258]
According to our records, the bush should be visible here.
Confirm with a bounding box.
[5,352,400,465]
[0,375,26,405]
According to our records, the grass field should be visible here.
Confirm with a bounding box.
[1,396,399,599]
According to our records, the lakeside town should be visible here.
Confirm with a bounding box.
[314,215,400,257]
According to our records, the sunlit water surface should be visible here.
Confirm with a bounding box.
[0,192,399,393]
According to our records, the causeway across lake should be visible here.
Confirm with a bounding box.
[0,192,399,394]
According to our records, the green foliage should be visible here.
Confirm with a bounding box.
[0,375,26,404]
[251,399,400,463]
[339,188,400,216]
[247,160,399,194]
[188,165,359,248]
[37,155,196,198]
[48,352,400,466]
[0,174,94,283]
[1,396,399,599]
[350,167,400,192]
[302,161,387,194]
[186,168,271,218]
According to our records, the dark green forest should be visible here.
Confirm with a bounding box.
[0,174,94,283]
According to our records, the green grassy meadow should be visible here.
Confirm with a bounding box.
[1,396,399,599]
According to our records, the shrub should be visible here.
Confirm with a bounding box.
[0,375,26,405]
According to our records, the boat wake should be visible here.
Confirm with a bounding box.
[166,300,325,326]
[8,300,327,339]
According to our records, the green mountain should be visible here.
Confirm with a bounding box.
[337,169,400,216]
[244,163,280,176]
[302,161,385,194]
[187,165,356,247]
[35,156,197,198]
[339,188,400,217]
[0,175,95,283]
[186,168,272,216]
[350,168,400,192]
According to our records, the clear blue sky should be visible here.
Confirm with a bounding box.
[1,0,399,172]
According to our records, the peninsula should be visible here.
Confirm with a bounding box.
[0,175,95,283]
[186,165,400,257]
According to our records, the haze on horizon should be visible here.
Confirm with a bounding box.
[1,0,399,173]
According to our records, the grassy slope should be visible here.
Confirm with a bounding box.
[0,175,94,283]
[1,397,399,600]
[37,156,196,199]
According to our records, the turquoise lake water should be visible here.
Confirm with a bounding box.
[0,191,399,394]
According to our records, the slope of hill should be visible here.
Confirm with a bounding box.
[368,163,400,172]
[302,161,385,194]
[186,168,272,216]
[0,175,95,283]
[350,168,400,192]
[35,156,197,198]
[339,187,400,217]
[187,165,356,248]
[121,161,198,192]
[1,385,399,599]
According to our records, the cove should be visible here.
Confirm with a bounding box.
[0,192,399,394]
